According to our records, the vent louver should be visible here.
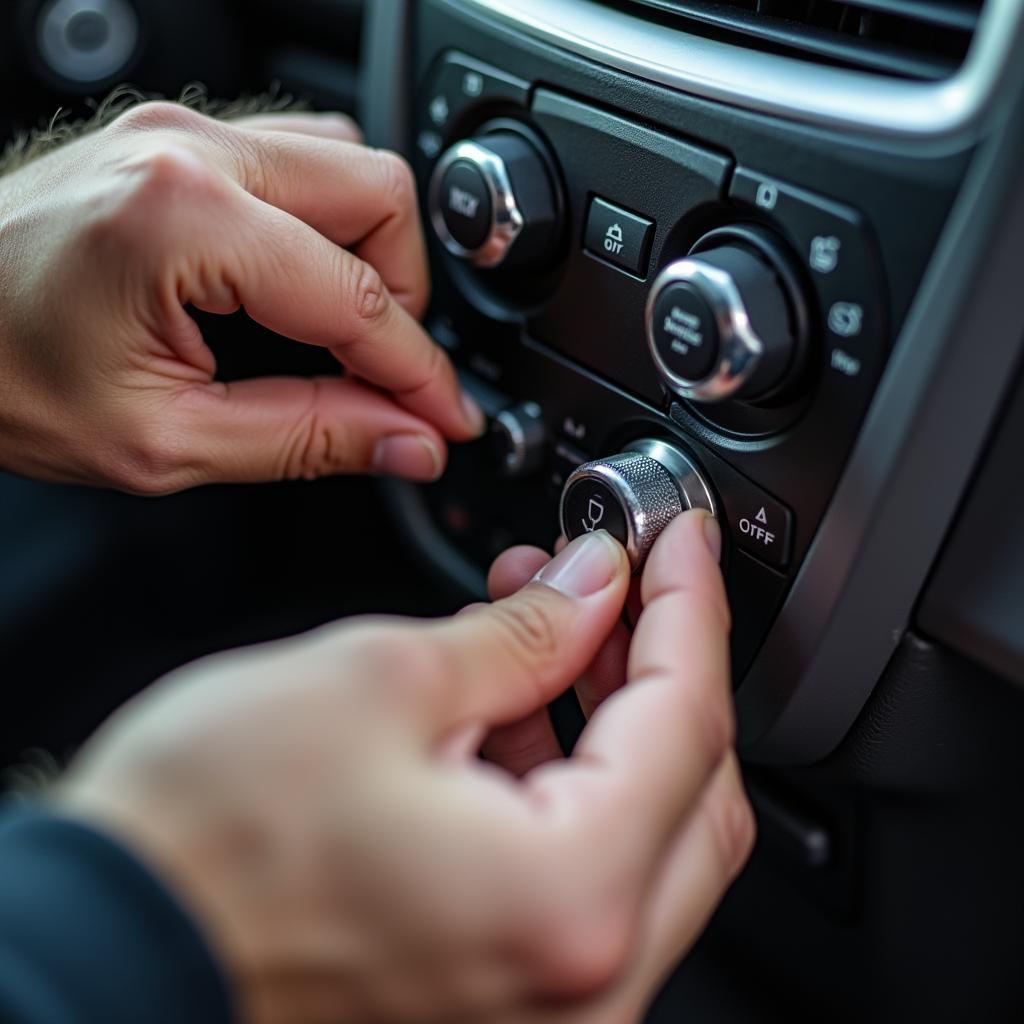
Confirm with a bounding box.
[612,0,981,79]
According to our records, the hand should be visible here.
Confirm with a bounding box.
[57,512,754,1024]
[0,102,483,493]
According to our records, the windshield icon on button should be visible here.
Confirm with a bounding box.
[582,495,606,532]
[604,223,624,255]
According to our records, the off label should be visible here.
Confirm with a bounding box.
[738,505,775,549]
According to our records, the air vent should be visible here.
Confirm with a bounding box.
[613,0,981,79]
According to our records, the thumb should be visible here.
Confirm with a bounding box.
[422,531,631,735]
[173,375,448,484]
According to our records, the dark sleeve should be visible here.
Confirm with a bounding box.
[0,805,234,1024]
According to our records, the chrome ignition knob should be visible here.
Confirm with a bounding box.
[559,439,716,572]
[428,130,560,269]
[645,228,804,403]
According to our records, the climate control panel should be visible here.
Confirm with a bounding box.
[394,34,944,752]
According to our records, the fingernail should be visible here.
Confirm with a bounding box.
[703,514,722,563]
[371,434,442,481]
[461,392,486,436]
[534,531,623,598]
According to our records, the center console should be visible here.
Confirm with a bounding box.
[361,0,1024,764]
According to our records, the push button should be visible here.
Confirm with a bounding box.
[584,197,654,277]
[429,132,561,270]
[716,472,793,571]
[650,282,719,382]
[438,160,493,251]
[417,53,530,159]
[729,168,882,390]
[562,478,630,548]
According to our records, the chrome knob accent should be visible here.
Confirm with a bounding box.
[559,439,716,571]
[490,401,545,477]
[428,131,560,270]
[645,237,799,403]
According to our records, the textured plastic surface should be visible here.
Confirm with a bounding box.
[918,358,1024,686]
[406,0,978,758]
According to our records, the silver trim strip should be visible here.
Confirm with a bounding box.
[444,0,1024,139]
[737,74,1024,761]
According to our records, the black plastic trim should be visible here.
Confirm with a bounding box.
[736,57,1024,762]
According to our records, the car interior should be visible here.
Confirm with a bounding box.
[2,0,1024,1020]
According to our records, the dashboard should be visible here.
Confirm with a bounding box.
[1,1,1024,1020]
[364,0,1024,765]
[361,4,1024,1017]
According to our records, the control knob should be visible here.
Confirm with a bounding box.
[428,130,560,269]
[559,439,716,571]
[489,401,545,477]
[646,227,807,403]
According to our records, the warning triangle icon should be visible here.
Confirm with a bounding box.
[755,507,768,524]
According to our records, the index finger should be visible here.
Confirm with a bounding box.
[224,122,430,318]
[181,181,481,441]
[229,110,363,143]
[529,511,733,870]
[123,103,427,318]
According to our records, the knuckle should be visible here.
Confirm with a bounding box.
[122,144,223,203]
[110,100,206,135]
[651,665,733,769]
[345,256,390,326]
[659,643,735,763]
[709,588,732,634]
[277,386,357,481]
[488,593,562,678]
[394,337,445,401]
[691,681,736,762]
[85,144,223,252]
[114,419,193,495]
[224,126,270,198]
[709,779,757,880]
[344,626,450,706]
[374,149,417,211]
[527,901,633,1000]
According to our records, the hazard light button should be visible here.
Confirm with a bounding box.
[718,476,793,571]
